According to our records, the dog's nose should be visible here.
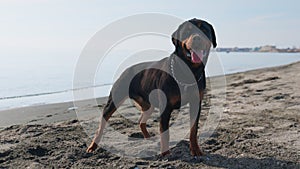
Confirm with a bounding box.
[193,35,201,41]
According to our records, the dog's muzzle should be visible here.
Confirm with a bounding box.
[185,34,210,64]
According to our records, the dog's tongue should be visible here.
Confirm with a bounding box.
[191,50,203,63]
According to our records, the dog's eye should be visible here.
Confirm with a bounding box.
[186,50,191,57]
[182,31,189,38]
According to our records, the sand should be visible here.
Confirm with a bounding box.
[0,61,300,168]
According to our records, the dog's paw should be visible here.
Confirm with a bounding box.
[191,150,205,156]
[155,150,171,161]
[161,150,171,156]
[190,145,205,156]
[86,141,98,153]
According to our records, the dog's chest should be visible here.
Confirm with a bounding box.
[169,86,197,108]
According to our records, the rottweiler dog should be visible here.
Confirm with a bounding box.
[87,18,217,156]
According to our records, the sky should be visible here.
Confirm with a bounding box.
[0,0,300,59]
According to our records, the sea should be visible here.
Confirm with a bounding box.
[1,52,300,111]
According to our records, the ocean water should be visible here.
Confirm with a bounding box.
[0,52,300,111]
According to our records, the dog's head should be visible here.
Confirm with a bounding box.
[172,18,217,66]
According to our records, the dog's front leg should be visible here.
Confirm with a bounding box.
[189,91,204,156]
[138,105,154,138]
[159,107,172,156]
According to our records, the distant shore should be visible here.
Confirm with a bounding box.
[0,61,299,168]
[217,45,300,53]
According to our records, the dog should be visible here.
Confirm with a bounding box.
[86,18,217,156]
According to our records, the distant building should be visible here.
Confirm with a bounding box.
[258,45,278,52]
[216,45,300,53]
[216,47,252,53]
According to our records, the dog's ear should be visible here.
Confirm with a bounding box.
[196,19,217,48]
[189,19,217,48]
[208,23,217,48]
[171,36,179,47]
[171,22,188,50]
[171,25,181,48]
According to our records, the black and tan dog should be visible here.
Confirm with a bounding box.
[87,18,217,156]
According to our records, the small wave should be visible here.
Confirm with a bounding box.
[0,83,113,101]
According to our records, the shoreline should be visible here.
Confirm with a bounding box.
[0,60,299,168]
[1,60,300,128]
[1,60,300,115]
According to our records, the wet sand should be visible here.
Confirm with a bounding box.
[0,61,299,168]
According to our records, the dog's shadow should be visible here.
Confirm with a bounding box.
[141,140,299,169]
[198,153,299,169]
[144,153,299,169]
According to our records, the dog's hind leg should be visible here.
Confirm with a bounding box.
[87,91,127,152]
[138,105,154,138]
[93,94,117,143]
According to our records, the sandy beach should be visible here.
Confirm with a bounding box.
[0,61,299,169]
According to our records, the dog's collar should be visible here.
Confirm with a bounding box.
[170,55,203,89]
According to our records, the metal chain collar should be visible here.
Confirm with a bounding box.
[170,55,203,88]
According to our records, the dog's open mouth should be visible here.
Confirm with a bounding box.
[190,50,206,63]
